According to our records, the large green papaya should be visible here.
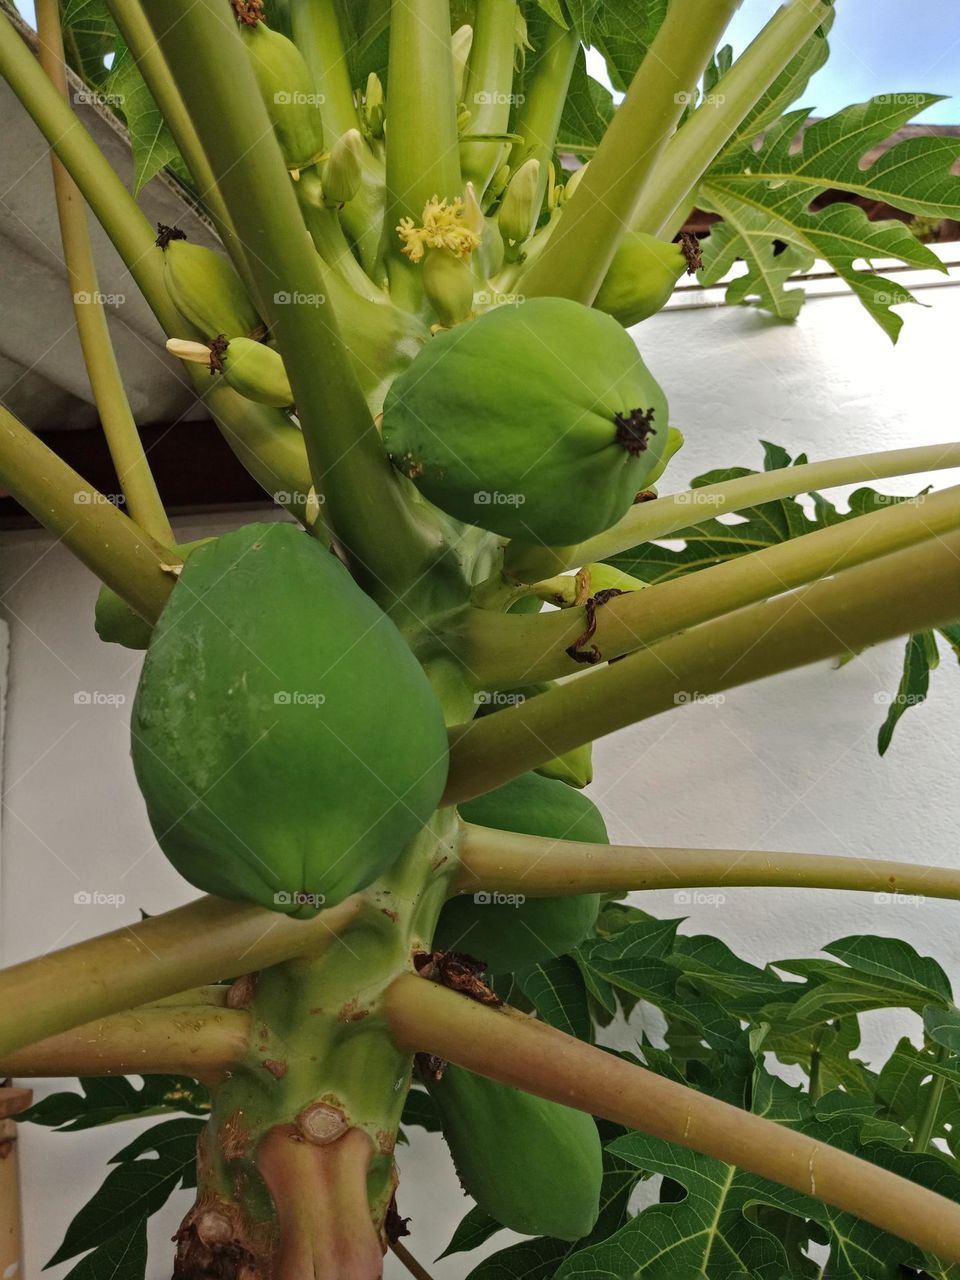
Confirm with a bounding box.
[435,772,605,972]
[428,1064,602,1240]
[131,522,449,917]
[381,297,670,544]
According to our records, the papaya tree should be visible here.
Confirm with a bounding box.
[3,0,960,1276]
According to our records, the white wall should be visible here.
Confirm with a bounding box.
[2,264,960,1277]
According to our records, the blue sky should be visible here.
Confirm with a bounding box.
[15,0,960,125]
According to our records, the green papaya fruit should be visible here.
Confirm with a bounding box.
[595,231,701,327]
[381,297,670,544]
[238,18,324,174]
[161,239,263,341]
[435,772,605,972]
[536,738,593,788]
[423,248,475,328]
[167,337,294,409]
[131,522,449,917]
[428,1065,602,1240]
[581,562,647,595]
[95,539,215,650]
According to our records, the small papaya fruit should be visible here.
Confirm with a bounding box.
[381,297,670,544]
[536,739,593,788]
[131,522,449,917]
[423,248,475,328]
[237,14,324,174]
[435,772,605,972]
[161,238,263,341]
[595,231,701,327]
[428,1065,602,1240]
[166,337,294,409]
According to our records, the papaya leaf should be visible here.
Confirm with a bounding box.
[877,630,940,755]
[699,96,960,337]
[46,1158,188,1267]
[516,955,592,1040]
[104,41,183,195]
[725,12,833,146]
[590,0,667,94]
[59,0,118,87]
[400,1087,442,1133]
[556,47,614,152]
[824,936,953,1005]
[22,1075,210,1131]
[439,1206,504,1260]
[59,1217,148,1280]
[109,1116,204,1187]
[876,1039,960,1162]
[924,1006,960,1054]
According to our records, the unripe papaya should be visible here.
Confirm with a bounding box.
[167,336,294,409]
[435,772,605,972]
[381,297,670,544]
[238,18,324,174]
[161,239,263,341]
[428,1065,602,1240]
[131,523,449,917]
[595,231,701,327]
[423,248,475,327]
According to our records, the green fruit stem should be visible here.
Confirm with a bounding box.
[141,0,430,594]
[504,440,960,581]
[444,531,960,803]
[384,0,463,310]
[518,0,740,305]
[35,0,173,546]
[0,10,177,332]
[0,892,363,1059]
[0,1005,249,1081]
[460,0,520,197]
[632,0,835,239]
[506,17,579,219]
[456,824,960,905]
[385,974,960,1264]
[0,404,178,623]
[460,482,960,689]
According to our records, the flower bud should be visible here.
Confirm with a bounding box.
[322,128,364,207]
[363,72,385,139]
[498,157,541,246]
[451,24,473,103]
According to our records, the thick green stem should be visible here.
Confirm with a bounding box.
[460,482,960,689]
[0,404,178,621]
[35,0,172,545]
[631,0,833,237]
[384,0,463,307]
[507,18,578,217]
[444,531,960,802]
[518,0,739,304]
[912,1046,950,1152]
[386,974,960,1264]
[288,0,360,139]
[460,0,523,197]
[0,1006,249,1081]
[0,894,362,1059]
[141,0,428,594]
[503,441,960,582]
[455,825,960,903]
[0,10,176,332]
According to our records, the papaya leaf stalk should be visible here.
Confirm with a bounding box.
[0,1006,249,1081]
[631,0,835,239]
[518,0,740,305]
[0,405,177,622]
[385,973,960,1264]
[503,440,960,581]
[0,894,362,1059]
[445,531,960,802]
[34,0,173,546]
[140,0,430,593]
[456,826,960,904]
[460,0,521,198]
[459,481,960,689]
